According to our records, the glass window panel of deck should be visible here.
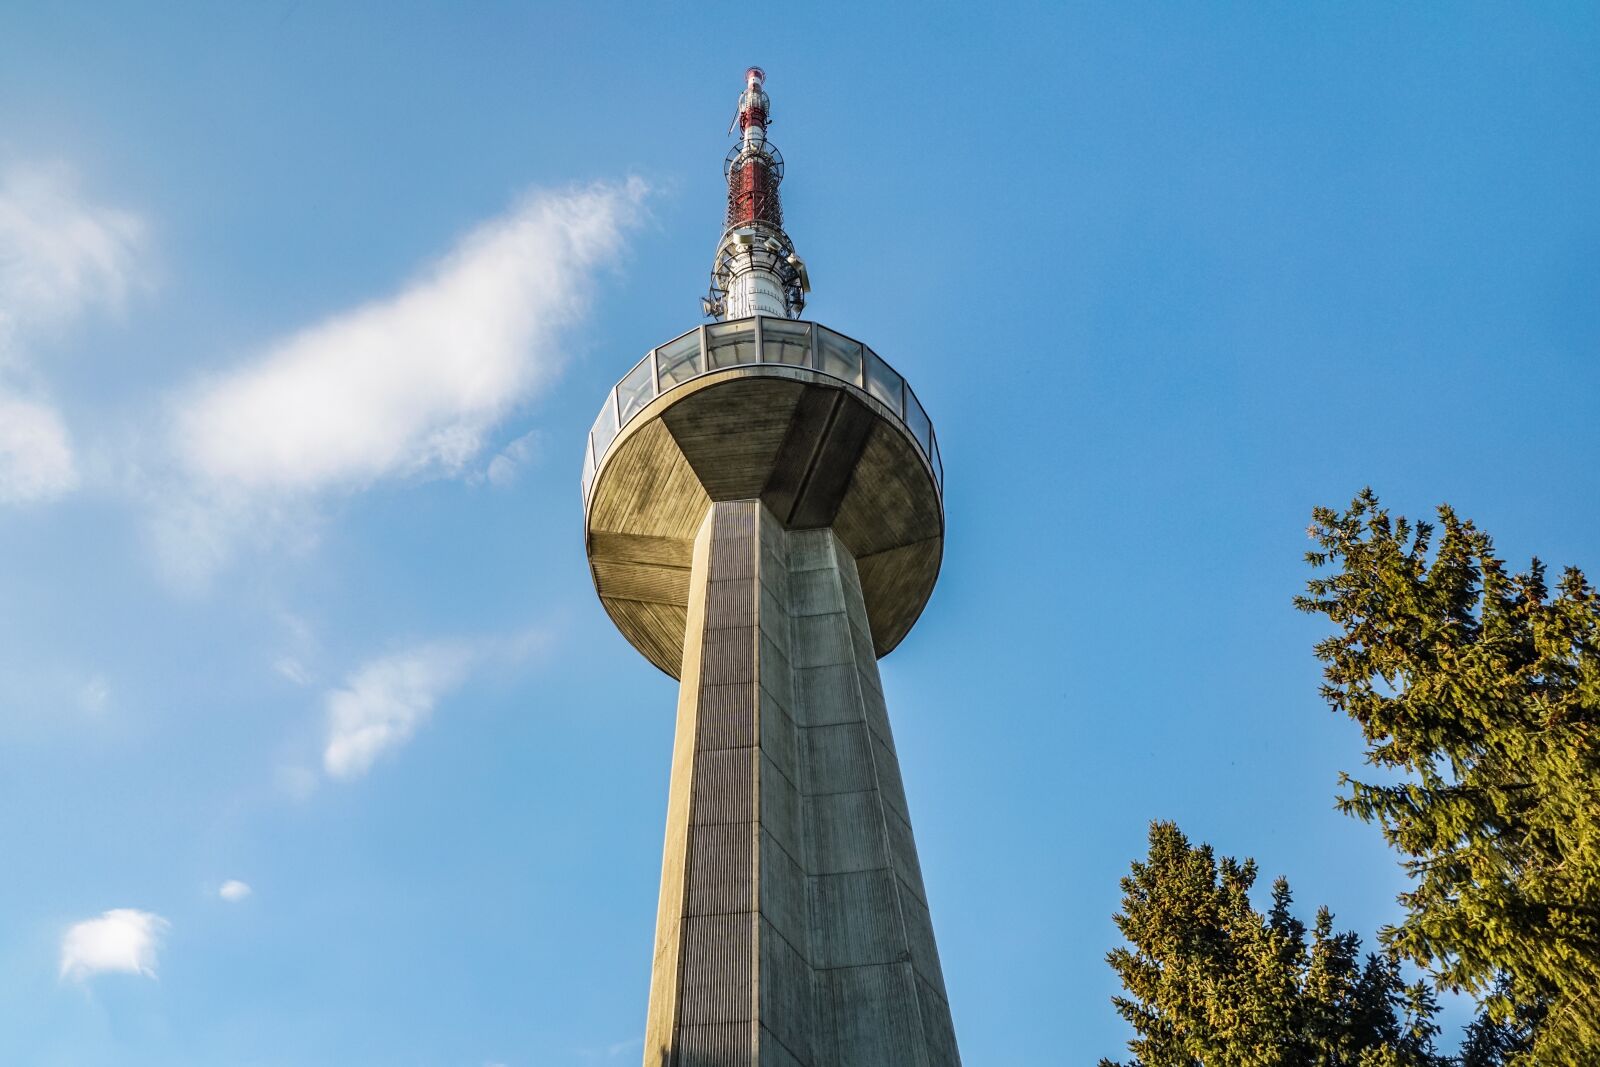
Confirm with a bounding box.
[763,318,811,366]
[707,320,758,369]
[581,440,596,501]
[863,347,903,415]
[617,355,656,423]
[904,388,932,457]
[656,329,703,389]
[816,327,863,385]
[591,396,619,458]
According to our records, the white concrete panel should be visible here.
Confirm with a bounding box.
[809,869,903,968]
[817,964,932,1067]
[803,724,876,795]
[792,613,855,669]
[806,791,890,876]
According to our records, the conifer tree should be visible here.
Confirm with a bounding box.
[1101,821,1441,1067]
[1298,490,1600,1064]
[1455,980,1537,1067]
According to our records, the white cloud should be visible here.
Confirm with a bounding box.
[0,391,78,503]
[0,162,147,335]
[274,656,312,686]
[322,643,475,780]
[481,429,542,488]
[218,879,252,902]
[319,628,546,781]
[0,162,150,507]
[77,674,111,714]
[149,179,642,585]
[59,908,168,981]
[142,483,312,592]
[174,180,642,494]
[272,611,318,685]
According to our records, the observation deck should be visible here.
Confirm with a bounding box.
[582,315,944,677]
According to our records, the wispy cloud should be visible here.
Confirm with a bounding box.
[59,908,169,981]
[0,392,78,503]
[271,610,319,686]
[478,429,542,489]
[0,162,147,334]
[322,642,475,780]
[274,657,313,686]
[218,879,252,902]
[321,629,545,781]
[151,179,644,583]
[77,674,111,715]
[0,162,149,505]
[176,179,640,489]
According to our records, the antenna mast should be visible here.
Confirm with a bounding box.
[703,67,810,319]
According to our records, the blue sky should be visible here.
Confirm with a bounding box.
[1,3,1596,1064]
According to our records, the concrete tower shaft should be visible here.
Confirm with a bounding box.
[584,69,958,1067]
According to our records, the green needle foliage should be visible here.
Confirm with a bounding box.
[1102,821,1442,1067]
[1298,490,1600,1064]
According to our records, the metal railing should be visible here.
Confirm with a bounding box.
[582,316,942,505]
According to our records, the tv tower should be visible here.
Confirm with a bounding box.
[582,68,958,1066]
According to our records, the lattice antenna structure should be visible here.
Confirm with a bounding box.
[703,67,811,320]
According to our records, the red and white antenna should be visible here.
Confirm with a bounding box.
[704,67,809,320]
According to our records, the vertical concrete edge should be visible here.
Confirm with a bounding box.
[643,511,716,1066]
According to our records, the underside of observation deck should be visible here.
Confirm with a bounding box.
[584,368,943,678]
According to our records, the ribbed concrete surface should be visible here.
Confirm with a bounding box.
[642,500,959,1067]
